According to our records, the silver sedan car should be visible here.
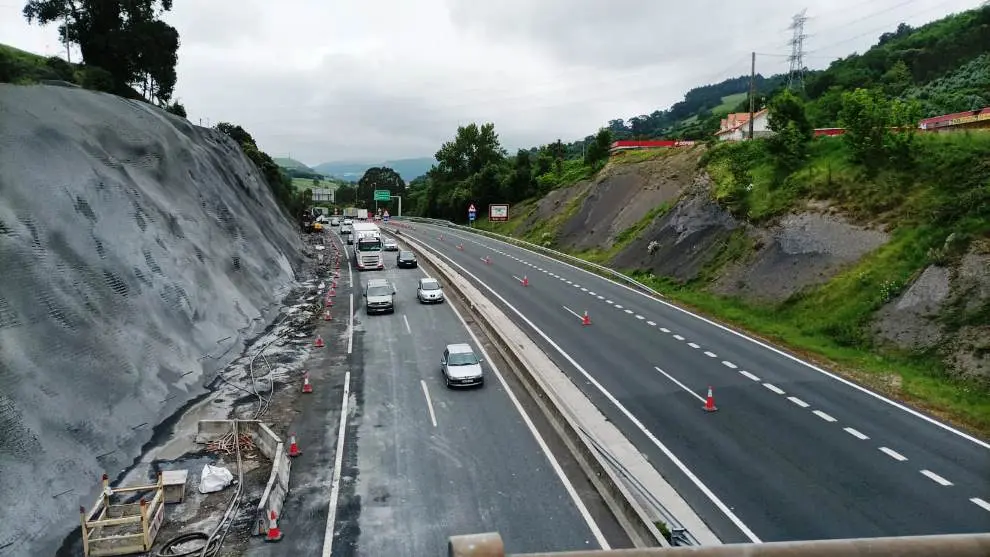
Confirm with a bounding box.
[441,343,484,388]
[416,277,444,303]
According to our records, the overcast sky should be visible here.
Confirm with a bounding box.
[1,0,978,165]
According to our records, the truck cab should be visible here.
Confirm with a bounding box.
[352,222,384,270]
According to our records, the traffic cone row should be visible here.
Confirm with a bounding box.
[323,309,332,321]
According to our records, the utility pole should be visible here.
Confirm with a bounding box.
[787,9,809,91]
[748,51,756,140]
[63,13,70,62]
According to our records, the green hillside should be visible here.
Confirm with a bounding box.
[273,157,313,171]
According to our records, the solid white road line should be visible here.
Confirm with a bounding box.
[787,396,809,408]
[443,287,609,549]
[763,383,785,395]
[971,497,990,512]
[347,294,354,354]
[403,314,412,334]
[347,249,353,288]
[561,306,582,320]
[812,410,837,423]
[879,447,907,461]
[739,370,761,382]
[920,469,953,486]
[425,224,990,450]
[321,370,351,557]
[405,235,762,543]
[654,367,707,404]
[420,380,438,427]
[844,427,870,440]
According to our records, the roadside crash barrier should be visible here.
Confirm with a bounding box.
[398,234,670,549]
[196,420,290,537]
[448,532,990,557]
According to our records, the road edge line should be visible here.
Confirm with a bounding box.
[321,370,351,557]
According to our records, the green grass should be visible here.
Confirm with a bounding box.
[713,92,747,114]
[574,202,672,264]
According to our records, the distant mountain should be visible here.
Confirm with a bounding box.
[313,157,435,182]
[273,157,313,171]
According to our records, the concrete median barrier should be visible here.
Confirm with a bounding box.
[395,232,703,548]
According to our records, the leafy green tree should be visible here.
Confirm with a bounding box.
[881,60,913,96]
[215,121,305,216]
[358,166,405,209]
[839,88,921,171]
[766,89,813,174]
[584,128,613,168]
[22,0,180,103]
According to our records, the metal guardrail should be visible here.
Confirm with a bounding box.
[396,217,666,301]
[447,532,990,557]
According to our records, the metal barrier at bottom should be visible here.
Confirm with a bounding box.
[447,532,990,557]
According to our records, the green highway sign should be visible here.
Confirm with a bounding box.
[374,189,391,201]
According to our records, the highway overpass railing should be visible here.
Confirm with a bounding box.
[447,532,990,557]
[395,217,666,301]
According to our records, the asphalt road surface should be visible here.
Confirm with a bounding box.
[393,220,990,544]
[328,238,618,556]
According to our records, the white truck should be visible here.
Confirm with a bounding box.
[356,208,369,220]
[351,222,384,270]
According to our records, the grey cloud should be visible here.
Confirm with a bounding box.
[445,0,800,70]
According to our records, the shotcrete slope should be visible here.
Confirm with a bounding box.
[0,84,303,556]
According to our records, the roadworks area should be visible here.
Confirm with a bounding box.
[59,232,345,557]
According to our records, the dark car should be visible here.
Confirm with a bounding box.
[396,250,417,268]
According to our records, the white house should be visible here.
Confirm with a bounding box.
[714,109,769,141]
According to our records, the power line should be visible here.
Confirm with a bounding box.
[787,9,809,90]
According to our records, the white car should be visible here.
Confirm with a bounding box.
[343,218,353,225]
[441,343,484,388]
[383,237,399,251]
[416,277,444,303]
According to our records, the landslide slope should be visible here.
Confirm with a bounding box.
[492,139,990,434]
[0,84,303,555]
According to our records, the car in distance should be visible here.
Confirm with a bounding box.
[441,343,484,388]
[330,217,340,227]
[416,277,444,303]
[364,278,396,314]
[383,237,399,251]
[396,250,417,268]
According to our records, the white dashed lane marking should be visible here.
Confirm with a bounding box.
[739,371,761,382]
[763,383,785,395]
[788,396,809,408]
[722,361,738,369]
[673,335,685,341]
[647,321,657,326]
[879,447,908,461]
[920,470,953,486]
[687,342,700,349]
[844,427,870,440]
[813,410,837,423]
[704,351,718,358]
[971,498,990,513]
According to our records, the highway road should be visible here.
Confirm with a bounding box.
[327,236,624,556]
[392,220,990,544]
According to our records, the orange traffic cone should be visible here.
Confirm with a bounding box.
[484,256,492,265]
[288,433,302,457]
[581,311,591,326]
[703,386,718,412]
[323,310,332,321]
[265,510,283,542]
[522,276,529,287]
[314,335,325,348]
[329,287,336,297]
[457,244,464,250]
[325,296,334,307]
[302,373,313,393]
